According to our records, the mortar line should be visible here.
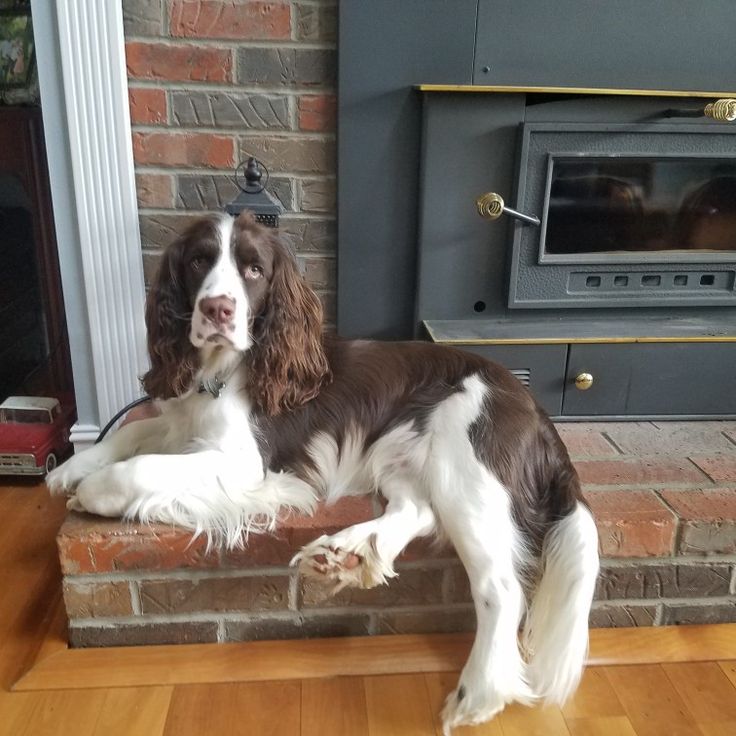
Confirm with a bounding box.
[600,431,625,455]
[128,80,336,96]
[591,594,736,608]
[125,35,336,51]
[129,580,142,616]
[68,603,478,628]
[133,164,336,179]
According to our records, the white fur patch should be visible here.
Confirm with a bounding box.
[190,215,251,352]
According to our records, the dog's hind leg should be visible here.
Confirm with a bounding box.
[433,468,534,735]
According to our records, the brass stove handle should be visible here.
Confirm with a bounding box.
[476,192,541,226]
[574,372,594,391]
[704,98,736,122]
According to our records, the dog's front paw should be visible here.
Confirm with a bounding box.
[70,463,134,517]
[292,532,393,594]
[45,446,111,496]
[46,457,84,496]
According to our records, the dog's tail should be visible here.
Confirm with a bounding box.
[521,500,599,704]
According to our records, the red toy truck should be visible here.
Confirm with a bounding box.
[0,396,73,476]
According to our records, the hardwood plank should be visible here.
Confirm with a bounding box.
[663,662,736,725]
[13,689,108,736]
[301,676,369,736]
[603,664,701,736]
[588,624,736,667]
[92,687,173,736]
[162,681,300,736]
[423,672,503,735]
[0,691,42,736]
[14,633,473,691]
[498,702,571,736]
[561,666,626,720]
[718,660,736,688]
[17,624,736,693]
[696,723,736,736]
[0,485,66,690]
[565,715,638,735]
[364,674,436,736]
[0,567,64,690]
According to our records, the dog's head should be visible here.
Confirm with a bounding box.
[142,212,330,414]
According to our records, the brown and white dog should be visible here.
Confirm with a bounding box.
[48,212,599,733]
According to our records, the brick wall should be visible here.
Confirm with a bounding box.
[123,0,338,323]
[58,421,736,646]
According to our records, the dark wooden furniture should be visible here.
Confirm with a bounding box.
[0,106,73,402]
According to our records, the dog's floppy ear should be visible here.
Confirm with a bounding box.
[141,235,198,399]
[246,227,331,415]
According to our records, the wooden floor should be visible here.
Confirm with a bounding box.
[2,482,736,735]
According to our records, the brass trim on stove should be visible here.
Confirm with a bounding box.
[422,323,736,345]
[427,336,736,346]
[417,84,736,98]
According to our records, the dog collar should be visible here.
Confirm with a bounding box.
[197,355,244,399]
[198,375,227,398]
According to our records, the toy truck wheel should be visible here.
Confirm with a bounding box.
[45,452,57,474]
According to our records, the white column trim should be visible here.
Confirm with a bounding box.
[52,0,148,448]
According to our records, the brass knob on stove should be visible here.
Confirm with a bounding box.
[575,372,594,391]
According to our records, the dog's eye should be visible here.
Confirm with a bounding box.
[190,256,207,272]
[244,264,264,280]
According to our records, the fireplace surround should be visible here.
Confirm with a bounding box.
[339,1,736,419]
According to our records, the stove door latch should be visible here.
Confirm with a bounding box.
[476,192,541,227]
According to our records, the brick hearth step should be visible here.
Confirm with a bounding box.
[57,486,736,647]
[57,422,736,647]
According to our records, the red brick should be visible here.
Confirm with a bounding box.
[690,456,736,483]
[300,566,444,608]
[555,425,619,458]
[298,94,336,132]
[57,513,218,574]
[136,173,174,209]
[398,535,455,562]
[170,1,291,40]
[589,604,657,628]
[132,132,235,167]
[129,87,167,125]
[575,458,707,487]
[377,608,476,635]
[219,497,377,567]
[585,490,677,557]
[140,575,289,613]
[660,489,736,554]
[69,621,218,648]
[662,603,736,625]
[63,581,133,618]
[286,496,377,548]
[218,532,295,567]
[445,564,471,603]
[595,562,730,600]
[224,613,371,642]
[660,488,736,522]
[126,41,232,83]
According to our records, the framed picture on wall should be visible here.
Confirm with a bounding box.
[0,3,34,91]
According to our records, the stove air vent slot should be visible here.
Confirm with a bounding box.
[509,369,531,387]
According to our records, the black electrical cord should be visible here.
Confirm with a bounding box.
[95,395,152,444]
